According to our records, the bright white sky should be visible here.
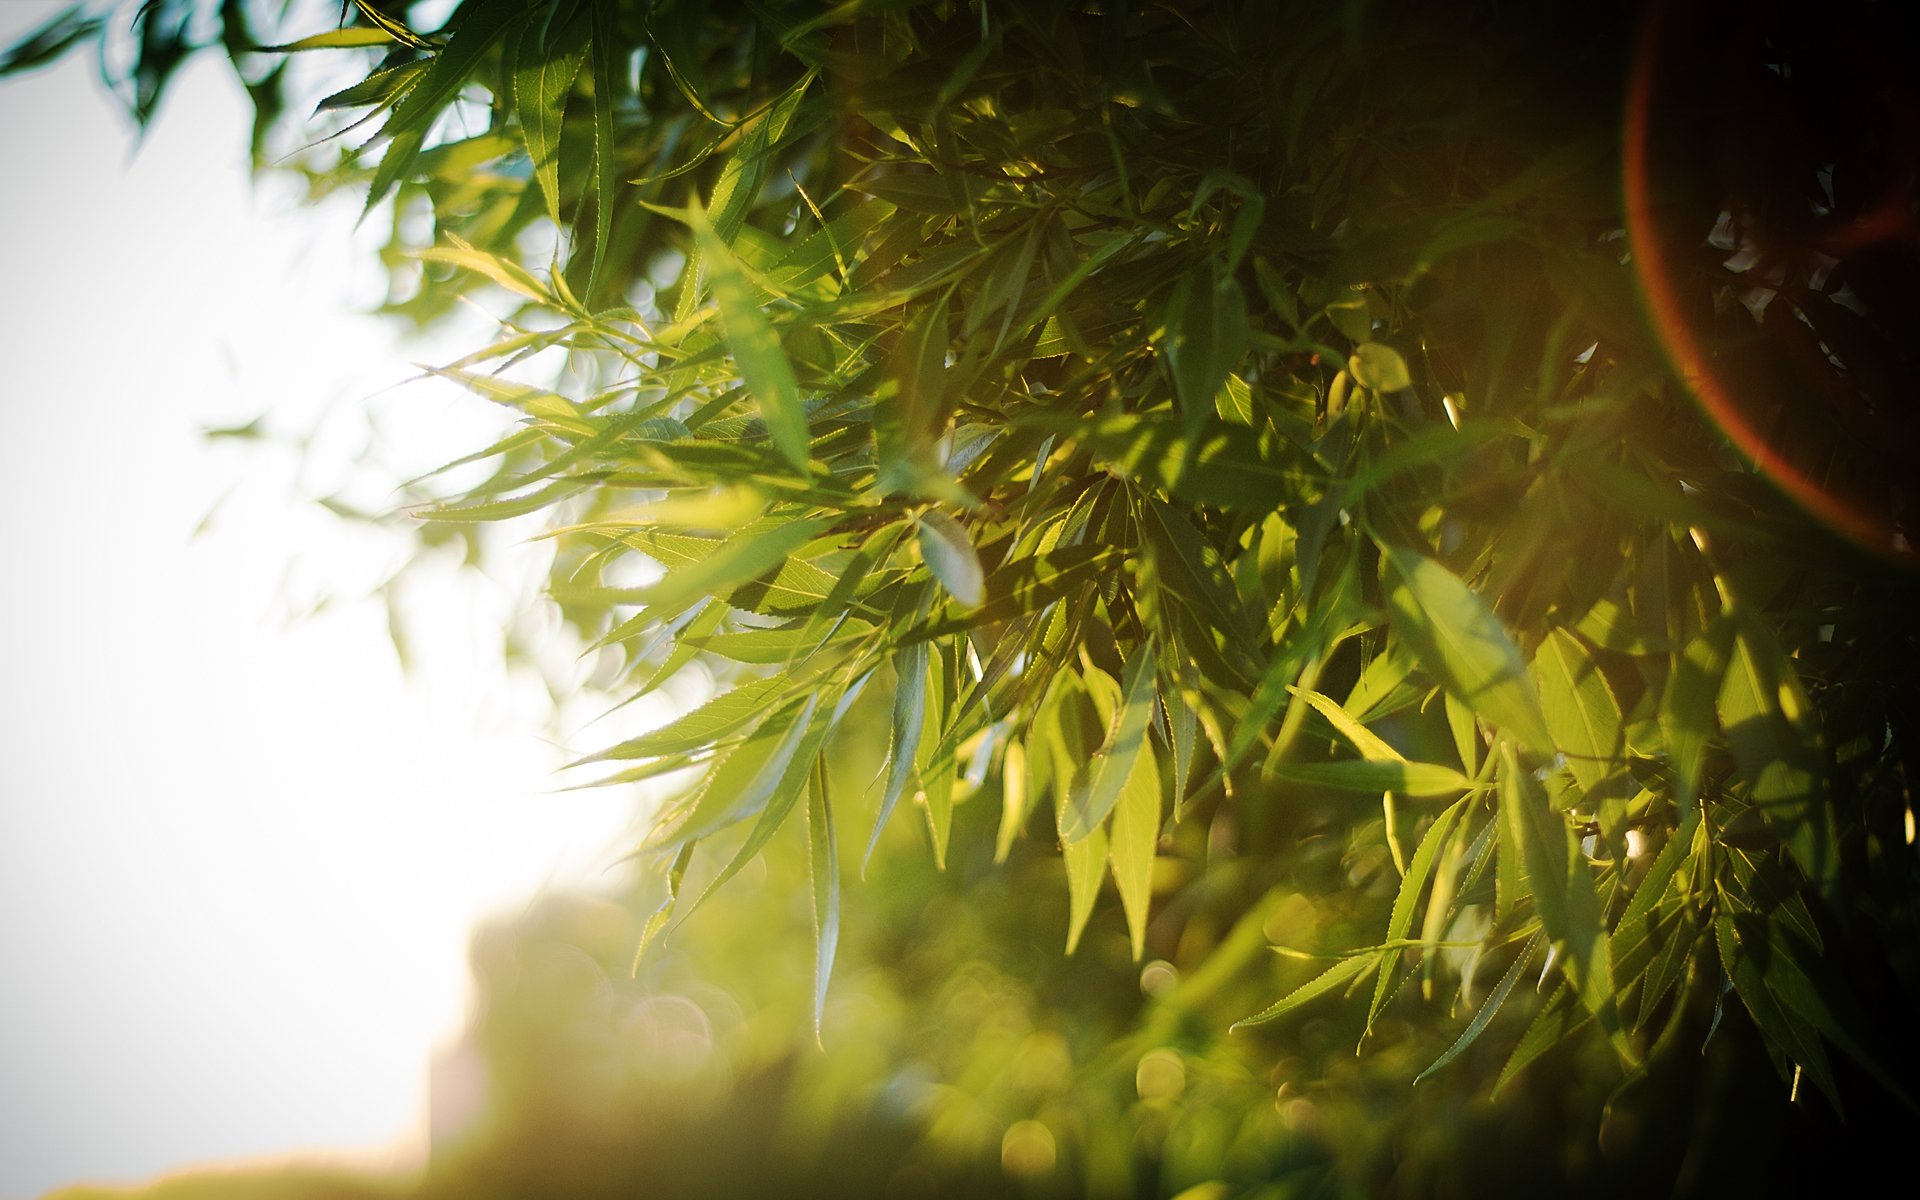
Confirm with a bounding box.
[0,4,664,1195]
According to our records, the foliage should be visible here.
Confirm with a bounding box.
[13,0,1920,1192]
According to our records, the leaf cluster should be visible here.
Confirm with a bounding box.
[15,0,1920,1141]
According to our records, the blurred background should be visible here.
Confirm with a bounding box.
[0,2,659,1193]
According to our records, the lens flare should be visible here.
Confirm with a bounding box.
[1623,0,1920,563]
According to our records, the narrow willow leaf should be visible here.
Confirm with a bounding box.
[1715,911,1841,1111]
[1063,821,1109,955]
[1718,625,1834,890]
[865,640,930,869]
[1348,342,1412,392]
[1415,933,1542,1085]
[806,760,840,1041]
[1383,546,1553,755]
[1495,984,1588,1093]
[587,0,617,295]
[1661,619,1732,815]
[1291,686,1404,762]
[349,0,434,50]
[690,622,860,666]
[1445,692,1481,775]
[690,209,810,473]
[418,244,555,306]
[1501,743,1633,1065]
[366,0,523,208]
[1534,628,1623,793]
[511,10,588,226]
[1165,266,1249,423]
[918,511,983,606]
[631,843,695,972]
[1109,742,1162,961]
[1370,798,1467,1027]
[678,689,840,917]
[1720,883,1919,1112]
[1267,759,1470,797]
[316,61,428,112]
[1231,953,1379,1032]
[260,27,398,53]
[1061,638,1159,842]
[916,642,955,868]
[638,517,832,622]
[995,739,1030,864]
[580,674,792,763]
[647,696,818,854]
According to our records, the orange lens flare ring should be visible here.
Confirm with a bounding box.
[1622,0,1915,562]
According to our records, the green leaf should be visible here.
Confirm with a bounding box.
[1660,619,1732,815]
[1415,933,1542,1085]
[646,696,819,854]
[630,843,695,971]
[365,0,524,209]
[1291,686,1405,762]
[1231,953,1380,1032]
[806,760,840,1041]
[1533,628,1623,794]
[1494,985,1589,1093]
[1501,743,1633,1065]
[580,674,793,763]
[258,27,399,53]
[1715,910,1841,1111]
[636,517,833,622]
[511,10,588,227]
[1108,742,1162,962]
[1165,266,1249,423]
[1382,546,1553,755]
[918,511,983,606]
[1718,624,1835,890]
[690,208,811,473]
[1445,693,1481,775]
[1062,821,1109,955]
[865,640,930,868]
[587,0,618,295]
[995,739,1031,865]
[1266,759,1471,797]
[1060,638,1159,843]
[1348,342,1412,392]
[1370,798,1467,1028]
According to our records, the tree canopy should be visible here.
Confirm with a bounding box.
[13,0,1920,1194]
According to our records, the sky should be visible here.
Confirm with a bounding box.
[0,4,663,1195]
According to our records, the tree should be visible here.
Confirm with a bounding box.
[14,1,1920,1194]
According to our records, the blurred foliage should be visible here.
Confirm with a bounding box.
[13,0,1920,1194]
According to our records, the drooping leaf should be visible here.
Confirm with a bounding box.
[646,695,820,854]
[690,208,812,474]
[806,759,840,1041]
[1062,821,1109,956]
[1718,624,1835,891]
[580,674,795,763]
[1060,638,1159,843]
[1533,628,1623,794]
[511,9,588,226]
[865,639,930,868]
[1415,933,1542,1085]
[1232,953,1380,1032]
[1370,798,1467,1029]
[1383,546,1553,755]
[1500,743,1633,1065]
[1108,741,1162,962]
